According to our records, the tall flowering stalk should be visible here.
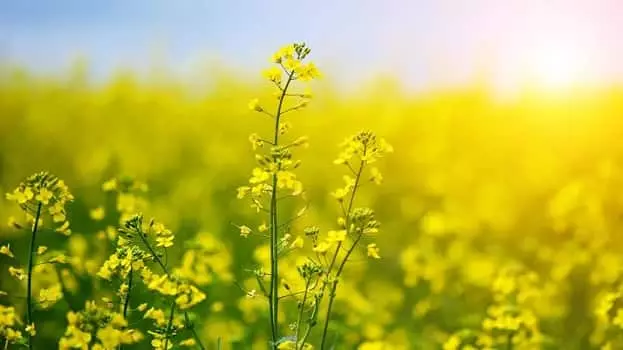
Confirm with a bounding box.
[239,42,320,348]
[4,172,73,349]
[240,43,392,349]
[318,132,392,349]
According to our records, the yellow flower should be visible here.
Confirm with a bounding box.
[327,230,347,243]
[295,62,321,81]
[49,254,68,264]
[331,188,348,201]
[90,206,105,221]
[239,225,252,238]
[258,222,269,233]
[144,307,167,327]
[443,335,461,350]
[248,98,263,112]
[180,338,197,347]
[313,241,331,254]
[37,246,48,255]
[6,187,34,204]
[246,289,258,298]
[290,236,304,249]
[36,188,53,204]
[8,266,26,280]
[25,323,36,336]
[0,244,14,258]
[370,167,383,185]
[367,243,381,259]
[263,66,282,84]
[156,235,174,248]
[56,221,71,235]
[102,178,118,191]
[39,285,63,308]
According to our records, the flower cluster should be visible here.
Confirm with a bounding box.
[5,171,74,235]
[0,305,25,347]
[59,300,143,349]
[97,213,206,349]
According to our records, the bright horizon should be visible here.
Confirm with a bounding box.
[1,0,622,94]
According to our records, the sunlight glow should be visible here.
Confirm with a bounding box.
[528,44,589,91]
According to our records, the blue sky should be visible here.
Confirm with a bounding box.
[1,0,622,91]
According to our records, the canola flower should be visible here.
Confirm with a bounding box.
[4,172,73,349]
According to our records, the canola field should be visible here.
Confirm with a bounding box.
[1,44,623,349]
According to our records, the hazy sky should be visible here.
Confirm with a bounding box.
[1,0,622,91]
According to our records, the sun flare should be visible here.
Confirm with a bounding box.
[529,44,588,90]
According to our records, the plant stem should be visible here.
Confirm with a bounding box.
[184,312,206,350]
[163,301,176,350]
[320,158,366,350]
[295,277,311,347]
[122,266,133,318]
[26,202,42,350]
[325,160,365,276]
[298,294,321,349]
[319,234,362,350]
[268,69,295,348]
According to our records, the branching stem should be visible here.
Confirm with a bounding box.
[268,68,295,348]
[26,202,42,350]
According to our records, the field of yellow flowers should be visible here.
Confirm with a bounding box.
[2,44,623,349]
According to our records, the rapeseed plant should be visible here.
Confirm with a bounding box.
[240,43,391,349]
[3,172,73,349]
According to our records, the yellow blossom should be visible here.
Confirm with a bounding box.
[8,266,26,280]
[313,241,331,254]
[239,225,252,238]
[156,235,174,248]
[290,236,304,249]
[248,98,263,112]
[90,206,105,221]
[102,178,118,191]
[367,243,381,259]
[36,188,53,204]
[0,244,14,258]
[180,338,197,347]
[327,230,347,243]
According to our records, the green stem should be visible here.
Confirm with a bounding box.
[325,160,365,277]
[295,277,311,347]
[184,312,206,350]
[299,294,321,349]
[26,202,42,350]
[163,301,176,350]
[319,158,366,350]
[118,267,133,350]
[268,69,295,348]
[319,234,362,350]
[122,266,133,318]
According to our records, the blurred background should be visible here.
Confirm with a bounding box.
[2,0,623,349]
